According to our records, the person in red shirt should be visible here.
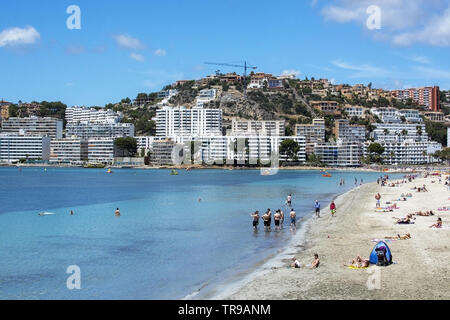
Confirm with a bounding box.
[330,201,336,217]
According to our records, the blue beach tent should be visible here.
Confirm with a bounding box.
[369,241,393,265]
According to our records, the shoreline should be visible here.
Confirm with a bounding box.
[0,163,433,174]
[223,174,450,300]
[203,183,366,300]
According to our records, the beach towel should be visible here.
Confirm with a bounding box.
[371,239,397,243]
[438,207,450,211]
[347,265,368,270]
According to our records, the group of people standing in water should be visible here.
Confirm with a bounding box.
[250,195,297,232]
[250,195,338,231]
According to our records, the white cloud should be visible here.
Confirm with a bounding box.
[392,9,450,46]
[320,0,450,47]
[0,26,40,47]
[281,69,301,77]
[331,59,391,78]
[154,48,167,56]
[114,34,144,50]
[130,53,145,62]
[409,55,431,64]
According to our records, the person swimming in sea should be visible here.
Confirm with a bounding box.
[115,208,121,217]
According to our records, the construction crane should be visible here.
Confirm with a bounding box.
[204,61,257,98]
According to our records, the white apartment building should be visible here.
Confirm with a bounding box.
[66,123,134,139]
[65,107,123,124]
[295,119,326,153]
[398,109,423,123]
[0,134,51,163]
[344,105,367,118]
[334,119,366,143]
[314,139,362,167]
[364,140,442,165]
[196,89,217,108]
[371,123,428,143]
[87,138,115,164]
[156,106,222,137]
[370,107,401,123]
[231,119,285,136]
[1,117,63,139]
[50,139,88,164]
[136,136,166,155]
[149,135,306,166]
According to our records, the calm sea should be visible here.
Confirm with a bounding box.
[0,168,401,299]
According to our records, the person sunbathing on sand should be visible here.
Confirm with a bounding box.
[414,210,434,216]
[344,256,370,268]
[430,218,443,229]
[385,233,411,240]
[393,216,415,224]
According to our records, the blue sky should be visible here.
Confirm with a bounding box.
[1,0,450,106]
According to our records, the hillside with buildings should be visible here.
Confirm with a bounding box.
[1,71,450,167]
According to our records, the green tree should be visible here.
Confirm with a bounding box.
[367,142,385,164]
[114,137,137,157]
[279,139,300,162]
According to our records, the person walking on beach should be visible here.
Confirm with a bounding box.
[314,200,321,218]
[375,193,381,208]
[330,201,336,217]
[115,208,121,217]
[290,208,297,231]
[250,211,260,231]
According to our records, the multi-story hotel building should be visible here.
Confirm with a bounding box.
[333,119,366,143]
[344,105,367,118]
[371,107,401,123]
[295,119,326,154]
[310,101,340,115]
[87,138,115,164]
[1,117,63,139]
[148,135,306,166]
[398,109,423,123]
[364,140,442,165]
[371,123,428,143]
[391,86,440,112]
[66,123,134,139]
[423,111,445,123]
[231,119,285,136]
[65,107,123,124]
[314,139,362,167]
[156,106,222,137]
[50,139,88,164]
[0,134,51,163]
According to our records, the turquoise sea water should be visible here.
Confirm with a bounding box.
[0,168,401,300]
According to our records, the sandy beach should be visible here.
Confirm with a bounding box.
[224,174,450,300]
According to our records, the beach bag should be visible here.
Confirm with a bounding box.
[375,246,390,266]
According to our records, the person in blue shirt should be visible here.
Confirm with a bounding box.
[314,200,321,218]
